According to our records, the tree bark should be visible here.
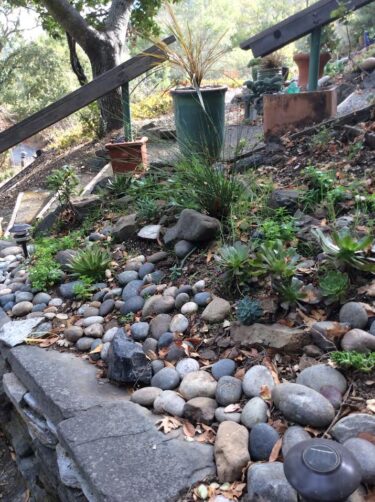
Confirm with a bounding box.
[66,33,88,86]
[41,0,133,133]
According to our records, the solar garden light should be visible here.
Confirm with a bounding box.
[9,224,32,259]
[283,439,362,502]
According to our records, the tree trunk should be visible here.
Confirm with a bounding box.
[87,38,125,133]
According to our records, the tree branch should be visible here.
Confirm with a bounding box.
[105,0,133,35]
[41,0,99,50]
[66,32,88,86]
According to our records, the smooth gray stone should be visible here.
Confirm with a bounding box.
[247,462,297,501]
[194,292,212,307]
[215,407,241,423]
[0,318,43,347]
[153,390,186,417]
[176,358,200,378]
[211,359,236,380]
[99,299,115,316]
[130,387,162,407]
[6,345,127,425]
[151,367,180,390]
[138,262,155,279]
[131,322,150,341]
[174,240,195,259]
[296,364,347,394]
[243,365,275,397]
[32,303,47,312]
[150,314,171,340]
[59,281,83,299]
[117,271,138,286]
[241,397,268,429]
[151,359,164,374]
[175,293,190,309]
[140,285,158,298]
[14,291,34,303]
[57,402,215,502]
[272,383,335,427]
[121,280,144,301]
[249,423,279,461]
[331,413,375,443]
[121,296,145,314]
[343,438,375,483]
[339,302,368,329]
[143,337,158,355]
[164,209,220,244]
[282,426,311,457]
[64,326,83,343]
[158,332,174,349]
[76,337,95,351]
[103,327,119,343]
[215,376,242,406]
[33,292,51,305]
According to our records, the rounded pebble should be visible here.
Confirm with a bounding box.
[241,397,268,429]
[181,302,198,315]
[176,358,200,378]
[216,376,242,406]
[339,302,368,329]
[249,423,279,461]
[212,359,236,380]
[151,367,180,390]
[131,322,150,341]
[243,365,275,397]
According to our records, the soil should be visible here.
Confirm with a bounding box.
[0,431,27,502]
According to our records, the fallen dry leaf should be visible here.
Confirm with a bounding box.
[39,335,60,348]
[182,420,196,438]
[262,356,280,385]
[358,280,375,297]
[269,438,282,462]
[366,399,375,413]
[155,416,182,434]
[259,384,272,400]
[89,344,103,354]
[224,403,242,413]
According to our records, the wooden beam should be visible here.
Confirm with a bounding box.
[0,36,175,154]
[240,0,375,56]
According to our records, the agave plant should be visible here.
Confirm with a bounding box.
[106,174,132,198]
[312,228,375,272]
[68,246,111,281]
[251,240,300,279]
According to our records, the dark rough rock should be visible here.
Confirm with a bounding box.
[269,189,301,213]
[71,194,100,219]
[164,209,220,244]
[272,383,335,427]
[331,414,375,443]
[231,322,309,352]
[111,214,137,242]
[247,462,298,502]
[183,397,217,424]
[107,332,152,385]
[249,423,280,461]
[174,240,196,259]
[58,402,215,502]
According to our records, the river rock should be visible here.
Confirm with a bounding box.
[76,337,95,351]
[32,292,51,305]
[320,385,343,409]
[179,371,217,400]
[174,240,195,259]
[84,323,103,338]
[176,358,200,378]
[194,292,212,307]
[151,367,180,390]
[296,364,347,394]
[55,250,77,271]
[181,302,198,315]
[142,295,175,317]
[150,314,171,339]
[272,383,335,427]
[158,332,174,349]
[216,376,242,406]
[282,426,311,457]
[341,329,375,353]
[118,271,139,286]
[121,296,145,314]
[138,262,155,279]
[201,297,231,323]
[243,365,275,398]
[231,322,309,351]
[241,397,268,429]
[100,342,110,361]
[146,251,168,263]
[99,299,115,316]
[153,390,186,416]
[183,397,217,424]
[107,331,152,385]
[164,209,221,244]
[64,326,83,343]
[130,387,162,407]
[249,423,279,461]
[12,301,33,317]
[103,326,118,343]
[247,462,297,502]
[59,281,83,299]
[175,293,190,309]
[269,189,300,212]
[131,322,150,341]
[15,292,33,303]
[215,421,250,482]
[339,302,368,329]
[151,360,164,374]
[170,314,189,333]
[122,280,144,301]
[143,337,158,355]
[212,359,236,380]
[82,316,104,327]
[343,438,375,484]
[215,408,241,423]
[331,413,375,442]
[176,285,193,296]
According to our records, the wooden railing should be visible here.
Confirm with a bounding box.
[0,36,175,154]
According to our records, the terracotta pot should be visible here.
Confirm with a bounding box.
[293,52,331,88]
[105,137,148,174]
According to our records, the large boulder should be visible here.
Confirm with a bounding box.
[164,209,220,245]
[107,331,152,385]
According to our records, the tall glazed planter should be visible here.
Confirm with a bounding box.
[171,86,227,161]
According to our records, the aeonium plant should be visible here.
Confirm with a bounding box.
[151,2,229,89]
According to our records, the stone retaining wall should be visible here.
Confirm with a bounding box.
[0,344,214,502]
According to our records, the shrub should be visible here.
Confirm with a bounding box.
[312,228,375,272]
[68,246,111,281]
[131,92,173,120]
[136,198,159,222]
[174,158,243,219]
[47,165,80,207]
[106,174,133,198]
[72,277,94,300]
[29,256,63,290]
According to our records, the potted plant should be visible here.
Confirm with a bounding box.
[105,135,148,174]
[257,52,287,80]
[151,3,228,161]
[293,25,339,88]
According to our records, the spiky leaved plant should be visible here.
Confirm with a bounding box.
[68,246,111,282]
[236,297,263,325]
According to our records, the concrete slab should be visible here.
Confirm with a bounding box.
[7,346,128,424]
[58,401,215,502]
